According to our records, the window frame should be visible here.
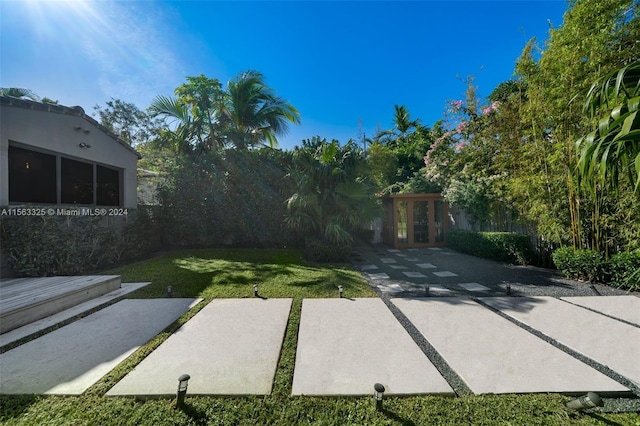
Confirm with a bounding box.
[8,141,124,207]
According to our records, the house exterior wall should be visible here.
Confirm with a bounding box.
[0,101,139,208]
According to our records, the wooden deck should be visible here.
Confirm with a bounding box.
[0,276,121,334]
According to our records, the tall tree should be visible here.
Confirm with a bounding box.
[149,75,227,153]
[94,98,161,146]
[223,70,300,149]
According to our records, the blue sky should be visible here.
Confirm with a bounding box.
[1,1,569,150]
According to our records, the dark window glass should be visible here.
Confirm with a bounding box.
[413,201,429,243]
[61,158,93,204]
[97,165,120,206]
[8,146,57,203]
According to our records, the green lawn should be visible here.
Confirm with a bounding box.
[1,249,637,425]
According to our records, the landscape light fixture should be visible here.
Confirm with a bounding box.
[566,392,603,411]
[74,125,82,131]
[338,285,343,298]
[425,285,430,296]
[373,383,386,411]
[166,285,173,298]
[176,374,191,407]
[254,284,258,297]
[78,142,91,148]
[506,284,511,296]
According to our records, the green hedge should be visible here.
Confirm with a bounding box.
[303,238,352,263]
[158,150,300,248]
[447,230,533,265]
[0,208,161,277]
[552,247,639,290]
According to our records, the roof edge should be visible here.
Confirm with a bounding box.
[1,96,142,159]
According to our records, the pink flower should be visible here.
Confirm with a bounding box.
[455,122,467,134]
[454,141,466,152]
[450,100,464,112]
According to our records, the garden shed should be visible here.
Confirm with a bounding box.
[382,193,448,248]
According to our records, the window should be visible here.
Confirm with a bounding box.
[8,144,122,206]
[61,158,94,204]
[8,146,57,203]
[97,165,120,206]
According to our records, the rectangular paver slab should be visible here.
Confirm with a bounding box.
[0,283,150,348]
[292,298,453,395]
[480,296,640,386]
[107,298,292,396]
[561,296,640,326]
[0,298,201,395]
[392,298,627,394]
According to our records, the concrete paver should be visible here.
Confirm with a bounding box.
[0,298,201,395]
[0,283,150,347]
[403,272,426,278]
[107,298,292,396]
[561,296,640,326]
[433,271,458,277]
[480,297,640,386]
[426,285,451,294]
[417,263,437,269]
[458,283,490,292]
[360,264,378,270]
[292,298,453,395]
[392,297,628,394]
[368,273,390,280]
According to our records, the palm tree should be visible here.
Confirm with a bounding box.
[372,104,420,146]
[223,70,300,149]
[0,87,41,101]
[149,75,227,153]
[576,60,640,193]
[285,137,381,250]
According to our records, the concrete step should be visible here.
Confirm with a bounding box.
[0,276,121,334]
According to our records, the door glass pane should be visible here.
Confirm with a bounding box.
[396,201,408,244]
[435,200,445,242]
[413,201,429,243]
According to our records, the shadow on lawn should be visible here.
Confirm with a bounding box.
[119,249,368,299]
[0,395,39,422]
[381,407,417,426]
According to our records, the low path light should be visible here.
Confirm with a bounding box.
[176,374,191,407]
[167,286,173,298]
[254,284,259,297]
[373,383,385,411]
[338,285,343,298]
[566,392,603,411]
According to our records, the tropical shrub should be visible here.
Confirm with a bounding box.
[448,230,533,265]
[551,247,606,283]
[285,137,381,262]
[608,251,640,290]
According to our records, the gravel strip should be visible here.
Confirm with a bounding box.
[351,245,640,412]
[372,286,473,397]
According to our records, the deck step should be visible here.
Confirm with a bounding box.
[0,276,121,334]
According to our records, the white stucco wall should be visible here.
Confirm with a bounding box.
[0,103,139,208]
